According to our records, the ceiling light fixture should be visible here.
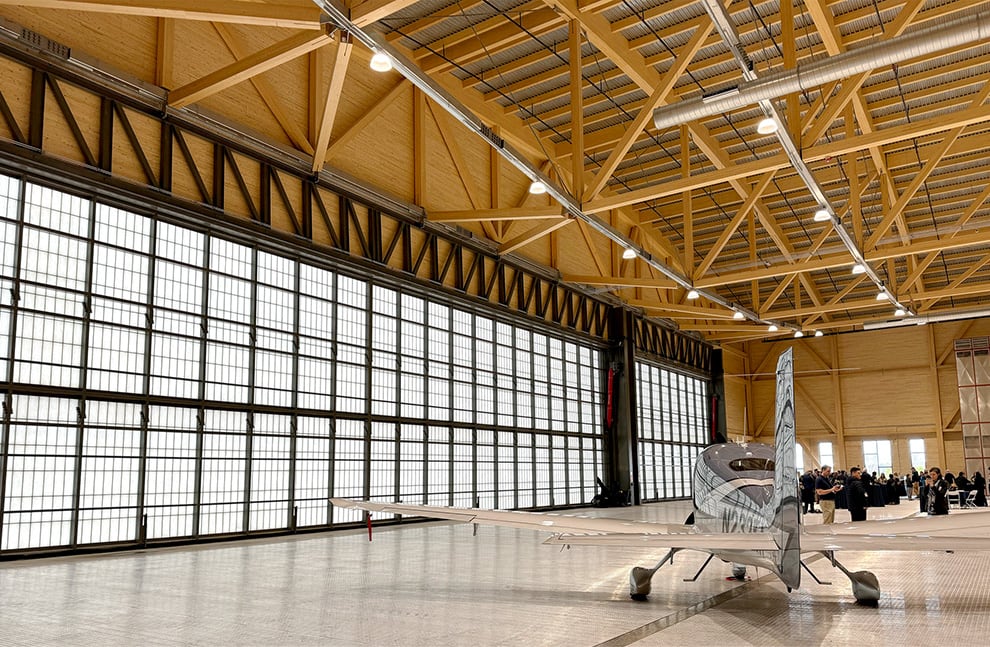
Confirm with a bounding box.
[687,289,700,300]
[369,52,392,72]
[768,324,778,332]
[528,180,547,195]
[851,263,866,275]
[733,310,745,320]
[894,308,906,317]
[621,247,636,260]
[756,117,777,135]
[813,208,831,222]
[814,330,824,337]
[794,330,804,338]
[876,290,890,301]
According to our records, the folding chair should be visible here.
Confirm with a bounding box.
[964,490,978,508]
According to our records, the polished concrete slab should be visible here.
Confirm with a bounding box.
[2,501,989,646]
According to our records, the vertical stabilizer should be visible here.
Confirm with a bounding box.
[770,348,801,589]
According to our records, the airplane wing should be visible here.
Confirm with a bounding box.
[330,498,779,551]
[803,509,990,552]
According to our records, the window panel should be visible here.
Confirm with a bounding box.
[94,204,151,253]
[249,433,290,531]
[145,406,197,539]
[23,182,89,236]
[2,396,77,550]
[156,221,204,266]
[199,410,247,536]
[14,311,83,387]
[0,176,610,554]
[296,426,331,527]
[78,408,141,544]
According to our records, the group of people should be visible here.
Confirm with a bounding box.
[800,465,989,524]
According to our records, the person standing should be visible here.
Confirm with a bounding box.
[927,467,949,515]
[974,471,987,507]
[910,467,920,499]
[847,467,869,522]
[815,465,841,524]
[801,470,816,514]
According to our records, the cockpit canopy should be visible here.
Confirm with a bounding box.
[728,457,775,472]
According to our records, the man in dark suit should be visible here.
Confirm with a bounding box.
[847,467,869,522]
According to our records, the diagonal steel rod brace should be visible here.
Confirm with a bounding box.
[683,553,716,582]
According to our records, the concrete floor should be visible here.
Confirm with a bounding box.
[2,501,989,646]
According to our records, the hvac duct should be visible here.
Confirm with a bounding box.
[653,8,990,131]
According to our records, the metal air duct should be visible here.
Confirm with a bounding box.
[653,8,990,131]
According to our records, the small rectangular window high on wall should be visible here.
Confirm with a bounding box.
[819,442,834,469]
[863,440,893,475]
[909,439,926,472]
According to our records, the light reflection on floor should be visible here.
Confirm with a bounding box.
[1,500,988,646]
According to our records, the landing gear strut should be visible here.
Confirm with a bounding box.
[827,552,880,604]
[629,549,679,600]
[804,552,880,604]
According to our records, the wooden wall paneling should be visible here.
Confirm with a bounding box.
[111,104,161,189]
[41,74,101,167]
[222,148,261,222]
[3,8,158,81]
[726,318,990,474]
[926,325,947,467]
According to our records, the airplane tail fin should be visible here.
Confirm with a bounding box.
[769,348,801,590]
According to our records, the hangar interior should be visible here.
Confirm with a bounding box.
[1,0,990,642]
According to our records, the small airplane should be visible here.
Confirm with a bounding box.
[332,348,990,604]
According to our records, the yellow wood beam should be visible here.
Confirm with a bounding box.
[351,0,422,26]
[214,23,315,156]
[865,84,990,249]
[427,102,500,240]
[569,19,584,200]
[311,36,353,172]
[169,29,333,109]
[574,219,609,277]
[583,18,712,202]
[0,0,323,29]
[694,171,775,281]
[796,382,838,435]
[429,206,564,222]
[499,218,574,254]
[626,301,738,319]
[584,101,990,214]
[327,80,408,159]
[562,275,677,289]
[155,17,173,88]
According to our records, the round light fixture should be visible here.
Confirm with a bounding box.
[851,263,866,275]
[794,330,804,338]
[894,308,906,317]
[813,208,831,222]
[369,52,392,73]
[622,248,636,260]
[814,330,824,337]
[756,117,778,135]
[686,289,699,300]
[528,180,547,195]
[876,290,890,301]
[733,310,745,320]
[768,324,778,332]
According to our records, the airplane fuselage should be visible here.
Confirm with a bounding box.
[692,441,784,575]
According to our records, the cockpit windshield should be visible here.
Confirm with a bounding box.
[728,458,775,472]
